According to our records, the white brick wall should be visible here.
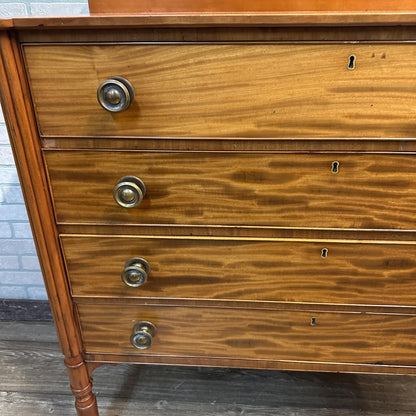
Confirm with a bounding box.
[0,0,89,299]
[0,0,89,17]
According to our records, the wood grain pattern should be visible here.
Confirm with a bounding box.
[45,150,416,230]
[6,14,416,416]
[25,43,416,138]
[0,31,99,416]
[57,224,416,242]
[77,303,416,366]
[61,235,416,307]
[89,0,416,14]
[8,14,416,30]
[17,26,416,45]
[0,31,82,363]
[4,322,416,415]
[84,349,416,374]
[41,136,416,153]
[71,296,416,314]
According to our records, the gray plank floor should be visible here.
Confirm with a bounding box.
[1,320,416,416]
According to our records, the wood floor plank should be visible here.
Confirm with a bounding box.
[0,321,60,343]
[1,321,416,415]
[0,392,75,416]
[5,391,415,416]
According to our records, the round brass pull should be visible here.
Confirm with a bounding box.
[113,176,146,208]
[97,76,135,113]
[121,257,151,287]
[131,321,157,350]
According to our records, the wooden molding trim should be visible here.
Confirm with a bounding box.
[1,13,416,30]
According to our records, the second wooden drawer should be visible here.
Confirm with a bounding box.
[46,151,416,230]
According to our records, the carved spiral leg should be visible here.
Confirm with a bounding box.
[65,355,99,416]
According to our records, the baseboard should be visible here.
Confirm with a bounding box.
[0,299,53,321]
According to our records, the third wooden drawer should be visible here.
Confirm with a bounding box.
[62,235,416,306]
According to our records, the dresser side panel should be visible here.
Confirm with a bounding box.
[0,30,81,358]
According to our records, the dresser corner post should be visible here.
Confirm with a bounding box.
[65,355,99,416]
[0,28,100,416]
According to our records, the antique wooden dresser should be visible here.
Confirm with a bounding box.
[2,9,416,415]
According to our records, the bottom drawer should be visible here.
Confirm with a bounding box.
[77,304,416,367]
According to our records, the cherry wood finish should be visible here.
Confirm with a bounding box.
[2,12,416,416]
[5,14,416,30]
[45,150,416,229]
[39,137,416,153]
[24,43,416,138]
[89,0,416,14]
[0,31,98,415]
[58,223,416,242]
[77,303,416,366]
[4,322,416,415]
[62,235,416,306]
[16,26,416,44]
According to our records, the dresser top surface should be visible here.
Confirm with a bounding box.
[2,12,416,30]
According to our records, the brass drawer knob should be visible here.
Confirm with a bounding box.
[121,257,151,287]
[113,176,146,208]
[97,76,135,113]
[131,321,157,350]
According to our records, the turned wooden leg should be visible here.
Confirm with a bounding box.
[65,355,99,416]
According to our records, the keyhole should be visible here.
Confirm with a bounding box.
[331,161,339,174]
[321,248,328,259]
[348,55,356,70]
[311,317,317,326]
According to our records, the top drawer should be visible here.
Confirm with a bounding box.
[24,43,416,139]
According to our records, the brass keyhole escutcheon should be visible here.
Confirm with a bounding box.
[331,161,340,174]
[348,55,356,70]
[321,248,328,259]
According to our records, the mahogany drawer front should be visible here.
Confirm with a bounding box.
[25,43,416,139]
[77,303,416,366]
[45,150,416,230]
[63,235,416,306]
